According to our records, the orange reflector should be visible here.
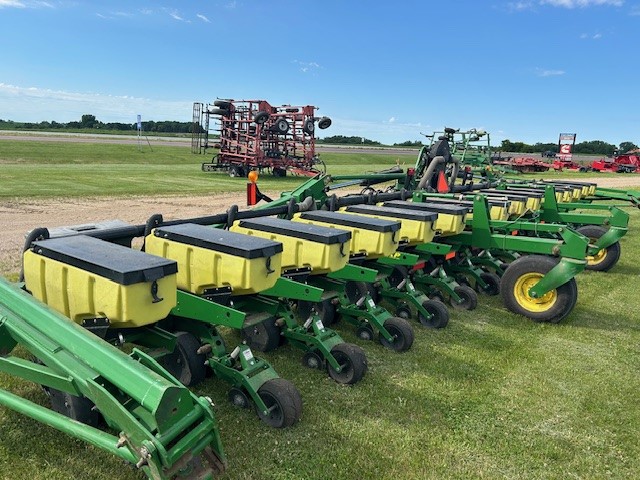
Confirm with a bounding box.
[437,171,450,193]
[445,251,456,260]
[248,170,259,183]
[511,230,519,236]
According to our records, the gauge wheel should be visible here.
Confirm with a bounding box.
[576,225,621,272]
[418,299,449,328]
[479,272,501,296]
[256,378,302,428]
[158,331,207,387]
[379,317,414,352]
[327,343,367,385]
[500,255,578,323]
[450,285,478,310]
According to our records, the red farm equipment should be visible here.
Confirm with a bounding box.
[192,99,332,177]
[591,150,640,173]
[492,156,551,173]
[552,158,591,172]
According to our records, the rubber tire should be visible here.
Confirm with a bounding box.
[297,299,337,327]
[303,119,315,135]
[49,390,100,427]
[273,118,289,134]
[356,323,375,341]
[229,165,245,178]
[242,317,282,352]
[209,108,229,116]
[254,111,270,124]
[318,116,332,130]
[379,317,414,352]
[429,290,446,304]
[159,331,207,387]
[256,378,302,428]
[500,255,578,324]
[576,225,621,272]
[302,350,324,370]
[327,343,367,385]
[213,100,232,109]
[418,299,449,328]
[450,285,478,310]
[272,167,287,177]
[479,272,501,296]
[395,302,412,320]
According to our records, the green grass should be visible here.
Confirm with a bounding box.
[0,139,638,479]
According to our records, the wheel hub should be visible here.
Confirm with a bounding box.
[513,273,557,312]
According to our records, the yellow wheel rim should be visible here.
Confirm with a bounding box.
[586,238,607,266]
[513,272,557,312]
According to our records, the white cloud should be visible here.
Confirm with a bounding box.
[197,13,210,23]
[225,1,237,9]
[537,68,566,76]
[169,10,184,21]
[0,0,25,7]
[540,0,623,7]
[293,60,321,74]
[388,117,396,123]
[593,32,602,38]
[507,1,535,10]
[0,83,193,123]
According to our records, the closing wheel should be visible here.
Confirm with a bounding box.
[297,299,337,326]
[303,118,315,135]
[228,387,250,409]
[48,389,101,427]
[479,272,501,296]
[356,323,375,341]
[576,225,621,272]
[450,285,478,310]
[379,317,414,352]
[418,300,449,328]
[500,255,578,323]
[159,331,207,387]
[327,343,367,385]
[242,317,282,352]
[256,378,302,428]
[395,302,412,320]
[302,350,324,370]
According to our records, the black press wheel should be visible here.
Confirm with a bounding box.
[48,389,101,427]
[229,165,245,178]
[500,255,578,323]
[418,299,449,328]
[327,343,367,385]
[256,378,302,428]
[479,272,501,296]
[576,225,621,272]
[242,317,282,352]
[297,299,337,327]
[379,317,414,352]
[450,285,478,310]
[318,116,332,129]
[159,331,207,387]
[394,302,412,320]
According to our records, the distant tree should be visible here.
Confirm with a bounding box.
[573,140,616,155]
[619,141,638,153]
[318,135,381,145]
[80,114,98,129]
[393,140,423,147]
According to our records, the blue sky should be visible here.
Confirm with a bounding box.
[0,0,638,146]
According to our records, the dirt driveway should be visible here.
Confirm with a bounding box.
[2,176,639,277]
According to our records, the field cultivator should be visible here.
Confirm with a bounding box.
[193,99,331,177]
[591,151,640,173]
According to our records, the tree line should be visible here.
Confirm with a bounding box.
[0,114,202,134]
[1,115,636,155]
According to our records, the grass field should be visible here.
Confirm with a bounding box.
[0,139,638,480]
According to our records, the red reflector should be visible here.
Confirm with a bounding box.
[411,261,426,271]
[445,251,456,260]
[511,230,519,236]
[247,182,257,206]
[407,168,415,176]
